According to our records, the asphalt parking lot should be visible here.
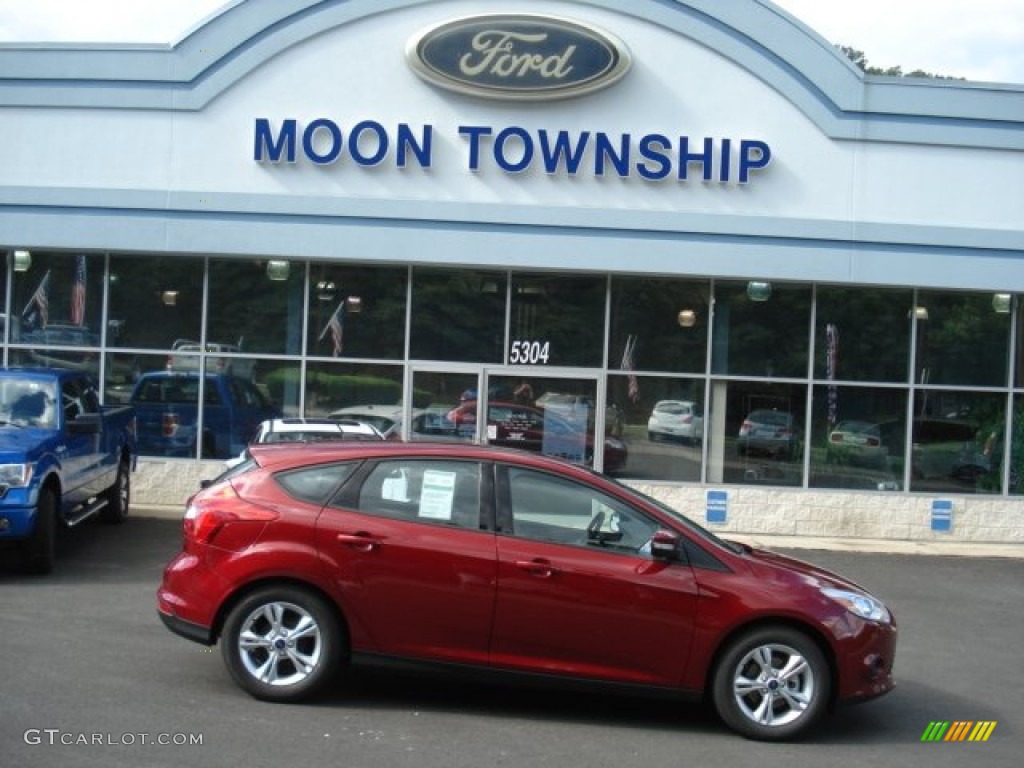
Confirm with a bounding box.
[0,507,1019,768]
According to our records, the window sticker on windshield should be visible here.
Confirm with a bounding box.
[418,470,456,520]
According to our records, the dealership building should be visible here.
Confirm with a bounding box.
[2,0,1022,548]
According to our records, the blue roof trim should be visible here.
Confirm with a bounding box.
[0,0,1020,148]
[3,198,1021,292]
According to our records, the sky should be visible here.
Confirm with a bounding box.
[0,0,1021,84]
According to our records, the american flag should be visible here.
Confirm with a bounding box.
[318,300,345,356]
[21,270,51,328]
[70,255,87,326]
[620,334,639,403]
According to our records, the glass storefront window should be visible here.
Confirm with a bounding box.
[409,370,480,442]
[108,254,203,350]
[914,290,1011,387]
[709,380,806,487]
[509,273,605,368]
[609,277,709,373]
[1,251,1021,495]
[607,374,705,482]
[909,390,1006,494]
[814,286,912,382]
[711,281,811,378]
[207,258,304,356]
[485,374,606,470]
[1013,296,1024,388]
[809,384,907,491]
[109,351,292,459]
[306,264,407,360]
[1009,395,1024,496]
[9,251,102,354]
[411,268,506,362]
[304,361,405,426]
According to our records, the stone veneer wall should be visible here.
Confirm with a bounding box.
[131,459,1024,545]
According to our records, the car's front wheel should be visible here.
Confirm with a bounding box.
[221,586,344,702]
[711,626,830,741]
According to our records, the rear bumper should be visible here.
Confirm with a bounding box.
[156,550,227,644]
[157,608,214,645]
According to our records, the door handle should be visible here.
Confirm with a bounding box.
[335,533,380,552]
[514,559,558,578]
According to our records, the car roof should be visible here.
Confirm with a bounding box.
[245,440,598,475]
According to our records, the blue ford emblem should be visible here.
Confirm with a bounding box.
[406,14,632,101]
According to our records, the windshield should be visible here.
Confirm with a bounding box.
[0,379,58,428]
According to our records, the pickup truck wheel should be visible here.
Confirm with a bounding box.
[23,488,57,575]
[100,459,130,524]
[221,586,344,702]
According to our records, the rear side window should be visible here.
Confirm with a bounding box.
[355,460,482,530]
[275,462,359,505]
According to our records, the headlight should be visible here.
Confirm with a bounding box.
[0,463,33,488]
[822,587,891,623]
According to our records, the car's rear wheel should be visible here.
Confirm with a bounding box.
[711,626,830,741]
[221,586,343,702]
[100,458,130,524]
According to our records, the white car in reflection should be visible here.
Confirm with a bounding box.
[647,400,704,444]
[224,417,384,468]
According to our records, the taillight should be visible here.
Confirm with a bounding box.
[183,484,278,546]
[162,412,179,437]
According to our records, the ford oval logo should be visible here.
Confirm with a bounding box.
[406,14,632,101]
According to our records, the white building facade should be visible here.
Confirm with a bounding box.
[1,0,1022,546]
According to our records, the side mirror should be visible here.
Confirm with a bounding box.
[649,529,680,561]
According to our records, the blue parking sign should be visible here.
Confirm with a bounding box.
[706,490,728,524]
[931,499,953,533]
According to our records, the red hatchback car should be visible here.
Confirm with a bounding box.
[157,442,896,741]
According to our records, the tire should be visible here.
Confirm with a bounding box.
[100,459,130,524]
[221,586,344,702]
[23,487,57,575]
[711,626,830,741]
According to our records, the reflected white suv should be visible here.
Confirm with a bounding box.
[224,417,383,468]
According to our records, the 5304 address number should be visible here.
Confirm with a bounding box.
[509,340,550,365]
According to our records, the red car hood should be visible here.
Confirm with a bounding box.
[734,544,871,594]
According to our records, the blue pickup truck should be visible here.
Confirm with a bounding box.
[0,368,136,574]
[130,371,280,460]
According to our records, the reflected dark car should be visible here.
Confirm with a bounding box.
[449,400,627,472]
[17,324,100,371]
[158,442,896,742]
[738,409,801,459]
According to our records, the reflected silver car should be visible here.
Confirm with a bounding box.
[738,409,800,459]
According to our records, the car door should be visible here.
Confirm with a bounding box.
[490,464,699,687]
[59,377,103,503]
[315,457,498,666]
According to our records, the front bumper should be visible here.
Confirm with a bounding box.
[834,618,898,703]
